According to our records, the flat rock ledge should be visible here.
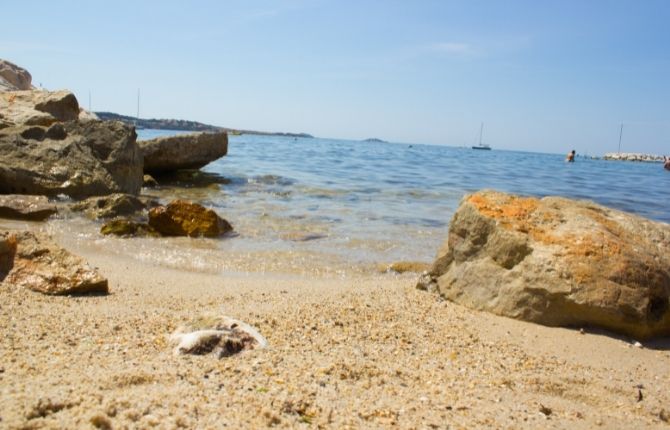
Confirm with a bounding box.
[0,231,108,295]
[0,195,57,221]
[417,190,670,340]
[139,131,228,174]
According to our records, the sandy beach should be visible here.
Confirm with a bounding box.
[1,221,669,429]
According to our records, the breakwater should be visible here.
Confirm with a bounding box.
[603,152,665,162]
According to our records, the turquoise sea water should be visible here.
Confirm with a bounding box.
[132,130,669,274]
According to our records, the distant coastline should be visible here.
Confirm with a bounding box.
[95,112,314,138]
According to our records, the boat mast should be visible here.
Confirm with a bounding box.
[479,122,484,146]
[617,123,623,154]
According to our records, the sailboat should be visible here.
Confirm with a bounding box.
[472,122,491,150]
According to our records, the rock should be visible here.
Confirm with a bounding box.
[143,174,159,188]
[418,190,670,339]
[78,108,99,122]
[0,120,143,197]
[0,59,33,91]
[170,315,267,358]
[0,232,18,278]
[0,90,80,126]
[100,219,158,237]
[139,131,228,174]
[1,231,108,295]
[0,195,57,221]
[71,193,146,219]
[380,261,431,274]
[148,200,232,237]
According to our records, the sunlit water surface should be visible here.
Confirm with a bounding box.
[47,131,670,277]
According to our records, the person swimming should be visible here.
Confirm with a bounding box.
[566,150,576,162]
[664,156,670,170]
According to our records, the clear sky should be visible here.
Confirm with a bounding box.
[2,0,669,154]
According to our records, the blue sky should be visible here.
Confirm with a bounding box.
[1,0,668,154]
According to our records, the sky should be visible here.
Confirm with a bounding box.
[1,0,669,155]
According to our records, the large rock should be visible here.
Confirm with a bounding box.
[0,120,143,197]
[0,90,80,127]
[0,231,108,295]
[0,195,57,221]
[417,190,670,339]
[148,200,232,237]
[139,131,228,174]
[0,59,33,91]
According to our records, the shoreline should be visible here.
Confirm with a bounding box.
[1,220,669,428]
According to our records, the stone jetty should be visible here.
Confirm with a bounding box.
[603,152,665,162]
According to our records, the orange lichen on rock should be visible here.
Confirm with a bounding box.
[467,193,556,242]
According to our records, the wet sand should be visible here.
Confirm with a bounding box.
[1,224,669,429]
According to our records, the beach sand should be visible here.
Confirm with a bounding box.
[1,223,669,429]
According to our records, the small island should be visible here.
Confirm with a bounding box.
[362,138,387,143]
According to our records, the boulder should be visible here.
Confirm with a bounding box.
[417,190,670,340]
[1,231,108,295]
[139,131,228,174]
[0,195,57,221]
[148,200,232,237]
[71,193,147,219]
[0,59,33,91]
[0,90,80,127]
[0,120,143,197]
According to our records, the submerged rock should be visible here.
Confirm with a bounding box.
[170,315,268,358]
[100,219,159,237]
[1,231,108,295]
[0,120,143,197]
[380,261,431,274]
[71,193,147,219]
[418,190,670,339]
[139,131,228,174]
[0,195,57,221]
[148,200,232,237]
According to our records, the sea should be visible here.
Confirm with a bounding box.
[50,130,670,277]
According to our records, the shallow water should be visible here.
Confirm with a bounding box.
[51,131,670,276]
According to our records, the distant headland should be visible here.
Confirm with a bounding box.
[95,112,313,138]
[363,138,387,143]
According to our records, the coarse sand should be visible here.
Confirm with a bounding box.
[1,223,669,429]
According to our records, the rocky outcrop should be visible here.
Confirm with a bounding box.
[0,195,57,221]
[148,200,232,237]
[100,219,159,237]
[1,231,108,295]
[0,59,33,91]
[0,120,143,197]
[417,190,670,339]
[138,131,228,174]
[0,90,80,127]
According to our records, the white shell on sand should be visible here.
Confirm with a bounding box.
[170,316,267,358]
